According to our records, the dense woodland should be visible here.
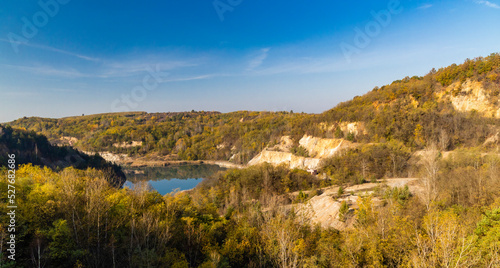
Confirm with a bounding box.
[0,125,125,186]
[2,53,500,267]
[2,152,500,267]
[7,111,315,164]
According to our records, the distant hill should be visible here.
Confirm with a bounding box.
[7,111,315,164]
[0,125,126,186]
[7,53,500,163]
[320,53,500,150]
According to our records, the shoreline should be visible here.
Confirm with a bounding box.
[124,159,246,169]
[82,150,246,169]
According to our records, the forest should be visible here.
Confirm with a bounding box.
[2,151,500,267]
[0,125,125,186]
[1,53,500,267]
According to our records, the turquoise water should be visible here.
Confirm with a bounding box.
[124,178,203,195]
[123,164,225,195]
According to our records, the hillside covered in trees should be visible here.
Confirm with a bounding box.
[0,125,125,186]
[7,111,314,164]
[3,150,500,267]
[320,53,500,149]
[2,53,500,267]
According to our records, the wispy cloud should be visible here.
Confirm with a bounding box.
[0,55,202,80]
[0,90,39,97]
[162,74,214,82]
[0,64,86,78]
[247,48,270,70]
[418,4,433,9]
[475,0,500,9]
[248,47,434,77]
[0,39,100,62]
[100,59,198,78]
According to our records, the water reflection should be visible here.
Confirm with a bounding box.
[123,164,226,195]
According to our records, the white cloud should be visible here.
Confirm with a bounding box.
[247,48,270,70]
[0,49,205,81]
[418,4,433,9]
[475,0,500,9]
[247,47,434,77]
[162,74,214,82]
[0,39,100,62]
[100,59,197,78]
[0,64,86,78]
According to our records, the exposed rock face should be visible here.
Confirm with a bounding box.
[299,135,350,158]
[296,194,359,230]
[318,122,367,137]
[203,160,245,169]
[83,151,131,165]
[248,135,353,170]
[484,132,500,146]
[339,122,366,136]
[438,80,500,117]
[247,150,320,170]
[113,141,143,148]
[52,136,79,147]
[294,178,419,230]
[274,136,294,151]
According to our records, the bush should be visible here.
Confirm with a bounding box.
[290,145,310,157]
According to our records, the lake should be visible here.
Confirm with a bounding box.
[123,164,226,195]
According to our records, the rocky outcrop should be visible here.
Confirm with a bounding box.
[294,178,419,230]
[96,151,132,164]
[203,160,245,169]
[484,132,500,146]
[339,122,367,136]
[268,136,294,152]
[248,150,320,170]
[296,194,359,230]
[113,141,143,148]
[299,135,351,158]
[318,122,367,137]
[248,135,353,170]
[52,136,78,147]
[437,80,500,117]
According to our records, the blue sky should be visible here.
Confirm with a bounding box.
[1,0,499,122]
